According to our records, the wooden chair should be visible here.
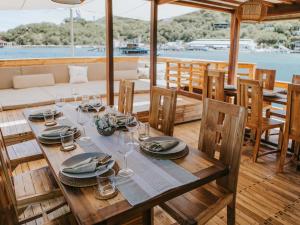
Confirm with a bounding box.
[118,80,134,115]
[0,129,65,224]
[278,84,300,172]
[160,98,247,225]
[270,74,300,119]
[255,69,277,140]
[149,86,177,136]
[237,78,284,162]
[292,74,300,84]
[202,70,225,102]
[255,68,276,91]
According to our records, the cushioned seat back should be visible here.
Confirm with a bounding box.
[13,74,55,89]
[0,67,22,89]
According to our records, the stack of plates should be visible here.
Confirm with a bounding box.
[140,136,189,160]
[224,85,237,91]
[38,125,81,145]
[263,90,278,98]
[29,110,61,122]
[78,104,105,112]
[115,115,127,131]
[59,152,117,187]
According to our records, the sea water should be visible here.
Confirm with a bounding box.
[1,47,300,82]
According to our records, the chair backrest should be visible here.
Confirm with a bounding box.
[285,84,300,141]
[255,68,276,90]
[292,75,300,84]
[118,80,134,115]
[199,98,247,192]
[0,129,17,215]
[203,70,225,101]
[149,87,177,136]
[237,78,263,128]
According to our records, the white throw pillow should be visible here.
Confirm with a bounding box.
[68,65,88,84]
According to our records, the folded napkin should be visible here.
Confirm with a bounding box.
[30,109,55,117]
[41,126,75,138]
[142,140,179,152]
[62,157,98,174]
[62,156,111,174]
[116,116,127,126]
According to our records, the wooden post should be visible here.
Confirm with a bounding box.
[150,0,158,88]
[105,0,114,105]
[228,11,241,85]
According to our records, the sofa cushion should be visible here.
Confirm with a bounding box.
[13,74,55,89]
[68,65,88,84]
[114,70,138,81]
[21,64,69,84]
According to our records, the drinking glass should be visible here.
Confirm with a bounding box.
[105,105,117,115]
[118,132,134,177]
[55,96,65,109]
[81,95,90,108]
[138,122,150,141]
[125,113,139,146]
[60,131,75,151]
[92,95,103,114]
[43,110,55,126]
[96,169,117,199]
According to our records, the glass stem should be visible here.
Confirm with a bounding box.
[82,126,86,137]
[124,154,128,169]
[130,131,134,143]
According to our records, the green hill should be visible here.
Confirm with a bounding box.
[1,9,300,48]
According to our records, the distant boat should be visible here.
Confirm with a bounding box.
[119,44,148,55]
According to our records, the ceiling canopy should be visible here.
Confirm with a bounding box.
[0,0,87,10]
[159,0,300,21]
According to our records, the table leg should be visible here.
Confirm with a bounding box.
[142,208,154,225]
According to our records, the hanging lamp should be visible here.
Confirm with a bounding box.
[237,0,268,23]
[51,0,85,5]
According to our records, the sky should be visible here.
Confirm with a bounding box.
[0,0,199,31]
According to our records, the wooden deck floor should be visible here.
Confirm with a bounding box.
[1,101,300,224]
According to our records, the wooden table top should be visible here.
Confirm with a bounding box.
[23,105,228,225]
[224,89,287,105]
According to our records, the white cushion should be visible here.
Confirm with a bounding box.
[68,65,88,84]
[13,74,55,89]
[114,70,138,81]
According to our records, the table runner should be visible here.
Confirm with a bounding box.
[30,105,198,206]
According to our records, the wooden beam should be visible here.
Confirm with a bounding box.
[105,0,114,105]
[158,0,177,4]
[150,0,158,88]
[172,1,234,13]
[268,2,300,15]
[228,11,241,85]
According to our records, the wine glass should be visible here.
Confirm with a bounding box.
[77,107,91,144]
[118,132,134,177]
[71,87,80,107]
[92,95,103,114]
[125,113,139,146]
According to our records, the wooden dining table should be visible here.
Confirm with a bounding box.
[23,104,228,225]
[224,88,288,105]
